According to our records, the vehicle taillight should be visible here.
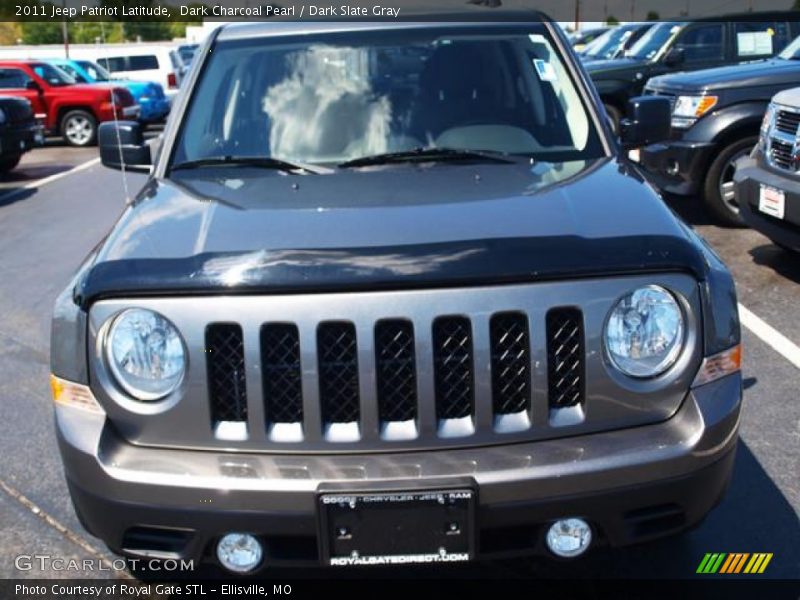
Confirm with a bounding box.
[167,72,178,89]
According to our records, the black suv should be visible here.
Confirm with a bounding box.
[587,15,800,131]
[0,95,42,173]
[641,35,800,225]
[51,14,742,574]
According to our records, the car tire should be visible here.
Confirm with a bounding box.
[0,154,21,173]
[703,136,758,228]
[60,110,97,147]
[604,104,622,135]
[775,241,798,254]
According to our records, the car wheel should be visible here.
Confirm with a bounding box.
[703,136,757,227]
[60,110,97,147]
[604,104,622,135]
[0,154,21,173]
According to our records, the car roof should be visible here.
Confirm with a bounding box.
[216,11,550,41]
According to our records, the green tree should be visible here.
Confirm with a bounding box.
[606,15,619,25]
[646,10,660,20]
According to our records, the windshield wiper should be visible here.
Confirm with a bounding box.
[338,147,515,169]
[170,155,324,174]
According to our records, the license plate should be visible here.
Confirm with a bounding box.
[759,184,785,219]
[319,489,474,566]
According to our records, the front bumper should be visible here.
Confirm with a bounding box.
[0,120,44,158]
[640,139,717,196]
[735,156,800,252]
[57,372,741,567]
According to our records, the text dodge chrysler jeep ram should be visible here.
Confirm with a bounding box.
[51,15,743,572]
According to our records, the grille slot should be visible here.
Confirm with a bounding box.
[770,138,795,170]
[206,323,248,424]
[432,316,474,420]
[317,322,360,424]
[775,109,800,135]
[375,320,417,423]
[261,324,303,424]
[546,308,585,408]
[490,312,531,415]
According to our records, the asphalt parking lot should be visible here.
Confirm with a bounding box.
[0,140,797,583]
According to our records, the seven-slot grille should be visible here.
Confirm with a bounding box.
[205,309,586,442]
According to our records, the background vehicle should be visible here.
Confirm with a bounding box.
[51,16,742,575]
[735,87,800,251]
[0,60,138,146]
[0,44,184,103]
[588,14,800,131]
[0,95,42,172]
[89,45,183,102]
[47,58,170,123]
[568,26,610,51]
[641,35,800,225]
[580,23,652,62]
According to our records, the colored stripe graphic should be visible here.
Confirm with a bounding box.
[697,553,727,573]
[700,553,774,574]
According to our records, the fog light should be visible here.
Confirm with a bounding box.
[216,533,263,573]
[546,518,592,558]
[666,159,680,176]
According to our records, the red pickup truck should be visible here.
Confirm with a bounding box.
[0,60,139,146]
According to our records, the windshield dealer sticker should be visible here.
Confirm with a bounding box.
[533,59,557,82]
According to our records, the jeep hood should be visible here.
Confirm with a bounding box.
[647,58,800,93]
[584,57,649,76]
[77,158,707,304]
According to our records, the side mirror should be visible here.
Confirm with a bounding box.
[663,46,685,66]
[98,121,152,173]
[25,80,42,92]
[619,96,671,148]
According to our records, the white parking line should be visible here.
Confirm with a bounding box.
[0,157,100,202]
[739,303,800,370]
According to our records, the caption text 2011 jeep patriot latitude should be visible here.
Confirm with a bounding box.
[50,14,743,573]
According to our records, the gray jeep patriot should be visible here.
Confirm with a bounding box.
[50,14,743,572]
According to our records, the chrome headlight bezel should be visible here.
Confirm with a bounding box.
[604,285,686,379]
[104,308,187,401]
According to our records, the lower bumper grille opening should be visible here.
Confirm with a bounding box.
[265,535,318,562]
[206,323,248,441]
[121,526,194,559]
[624,503,686,539]
[480,524,539,555]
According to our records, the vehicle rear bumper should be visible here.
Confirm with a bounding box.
[735,156,800,251]
[139,97,170,122]
[56,372,741,567]
[640,140,717,196]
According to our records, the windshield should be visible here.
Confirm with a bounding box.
[626,22,683,60]
[583,25,641,59]
[172,27,603,168]
[55,63,88,83]
[778,35,800,59]
[32,63,75,86]
[77,60,112,81]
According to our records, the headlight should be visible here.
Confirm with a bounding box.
[605,286,684,378]
[105,308,186,400]
[672,95,718,129]
[759,103,776,151]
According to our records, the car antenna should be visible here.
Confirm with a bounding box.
[109,88,132,205]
